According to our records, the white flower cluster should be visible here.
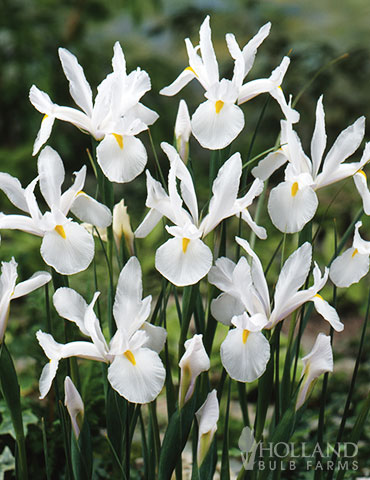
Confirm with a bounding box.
[0,15,367,420]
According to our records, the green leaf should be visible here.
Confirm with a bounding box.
[158,394,197,480]
[0,343,27,480]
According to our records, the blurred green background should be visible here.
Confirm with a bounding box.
[0,0,370,477]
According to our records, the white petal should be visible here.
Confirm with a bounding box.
[0,173,28,212]
[353,220,370,255]
[41,221,94,275]
[274,242,312,311]
[53,287,90,336]
[251,150,288,181]
[241,22,271,76]
[235,237,270,315]
[311,96,327,178]
[111,41,126,75]
[329,247,369,288]
[199,16,219,84]
[220,329,270,382]
[210,293,245,326]
[196,389,219,435]
[59,166,86,216]
[155,237,212,287]
[312,295,343,332]
[175,99,191,143]
[191,100,244,150]
[29,85,54,114]
[33,115,55,156]
[0,213,43,236]
[268,182,318,233]
[108,348,165,404]
[135,208,163,238]
[201,153,242,236]
[12,271,51,299]
[241,209,267,240]
[37,146,65,209]
[64,376,84,438]
[97,134,147,183]
[160,69,195,96]
[39,360,59,399]
[354,171,370,215]
[322,116,365,173]
[71,193,112,228]
[208,257,237,291]
[58,48,93,116]
[141,323,167,353]
[113,257,149,332]
[269,87,300,124]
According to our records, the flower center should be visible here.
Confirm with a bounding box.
[215,100,224,114]
[242,329,250,344]
[124,350,136,365]
[54,225,66,239]
[112,133,124,149]
[182,238,190,253]
[291,182,299,197]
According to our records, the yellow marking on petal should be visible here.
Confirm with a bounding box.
[182,237,190,253]
[352,248,358,258]
[242,329,250,344]
[55,225,66,239]
[124,350,136,365]
[314,294,323,300]
[112,133,124,149]
[215,100,224,114]
[291,182,299,197]
[77,190,84,196]
[358,170,367,180]
[42,114,48,122]
[185,66,196,76]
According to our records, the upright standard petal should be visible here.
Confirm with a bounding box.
[58,47,93,116]
[53,287,90,336]
[37,147,65,209]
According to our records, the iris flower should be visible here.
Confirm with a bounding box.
[0,257,51,342]
[30,42,158,183]
[135,142,265,286]
[329,221,370,288]
[64,376,84,439]
[0,147,111,275]
[160,16,298,150]
[252,96,370,233]
[37,257,166,404]
[209,239,341,383]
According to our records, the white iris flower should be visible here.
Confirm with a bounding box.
[37,257,166,404]
[30,42,158,183]
[252,96,370,233]
[135,142,265,286]
[0,257,51,343]
[160,16,299,150]
[208,239,342,383]
[0,147,112,275]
